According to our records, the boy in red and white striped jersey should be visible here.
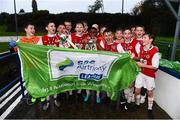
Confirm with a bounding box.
[134,25,147,104]
[135,33,160,111]
[112,28,125,53]
[122,28,141,104]
[134,25,145,45]
[39,21,60,111]
[71,22,88,49]
[39,21,59,47]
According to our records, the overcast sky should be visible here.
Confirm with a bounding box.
[0,0,142,14]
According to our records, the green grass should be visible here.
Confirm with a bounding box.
[154,37,180,61]
[0,32,45,36]
[155,37,180,44]
[0,42,9,53]
[0,32,25,36]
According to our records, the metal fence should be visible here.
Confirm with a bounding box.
[0,52,25,99]
[155,41,180,61]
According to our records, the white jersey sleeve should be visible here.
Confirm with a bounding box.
[135,42,141,54]
[67,34,72,42]
[152,52,160,68]
[100,40,105,49]
[117,44,125,53]
[37,37,43,45]
[16,39,20,42]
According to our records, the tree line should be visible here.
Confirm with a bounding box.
[0,0,178,36]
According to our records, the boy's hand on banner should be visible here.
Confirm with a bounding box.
[9,40,17,47]
[137,61,145,68]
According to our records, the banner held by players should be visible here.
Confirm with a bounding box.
[18,42,140,100]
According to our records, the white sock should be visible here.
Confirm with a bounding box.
[148,97,154,110]
[131,93,135,102]
[140,94,146,104]
[130,87,135,102]
[127,88,133,103]
[136,94,141,105]
[124,88,130,99]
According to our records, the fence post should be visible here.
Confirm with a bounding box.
[15,53,25,99]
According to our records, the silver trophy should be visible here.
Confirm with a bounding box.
[85,39,97,50]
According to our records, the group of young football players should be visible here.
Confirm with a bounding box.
[17,20,160,111]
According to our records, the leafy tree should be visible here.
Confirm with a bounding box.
[132,0,166,16]
[19,9,25,14]
[131,0,178,36]
[88,0,103,13]
[32,0,38,13]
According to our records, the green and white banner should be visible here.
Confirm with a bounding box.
[17,42,139,100]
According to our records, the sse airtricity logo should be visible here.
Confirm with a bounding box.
[56,58,74,71]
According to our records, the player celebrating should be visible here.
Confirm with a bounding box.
[39,21,60,111]
[71,22,88,49]
[39,21,59,47]
[122,28,141,104]
[111,28,124,53]
[83,27,101,103]
[84,27,98,50]
[134,25,147,104]
[122,28,141,60]
[134,25,145,45]
[135,33,160,111]
[97,29,114,51]
[64,20,72,35]
[56,24,70,48]
[19,22,40,44]
[82,21,89,35]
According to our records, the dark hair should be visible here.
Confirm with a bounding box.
[100,25,107,29]
[75,22,84,27]
[135,25,145,31]
[123,28,131,33]
[116,27,123,32]
[144,32,155,42]
[24,22,34,28]
[82,20,88,25]
[45,20,55,27]
[64,20,71,22]
[64,20,72,24]
[57,23,65,27]
[103,29,112,35]
[130,25,136,28]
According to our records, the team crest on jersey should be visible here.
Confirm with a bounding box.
[146,55,150,59]
[140,59,147,64]
[111,45,115,49]
[129,46,133,49]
